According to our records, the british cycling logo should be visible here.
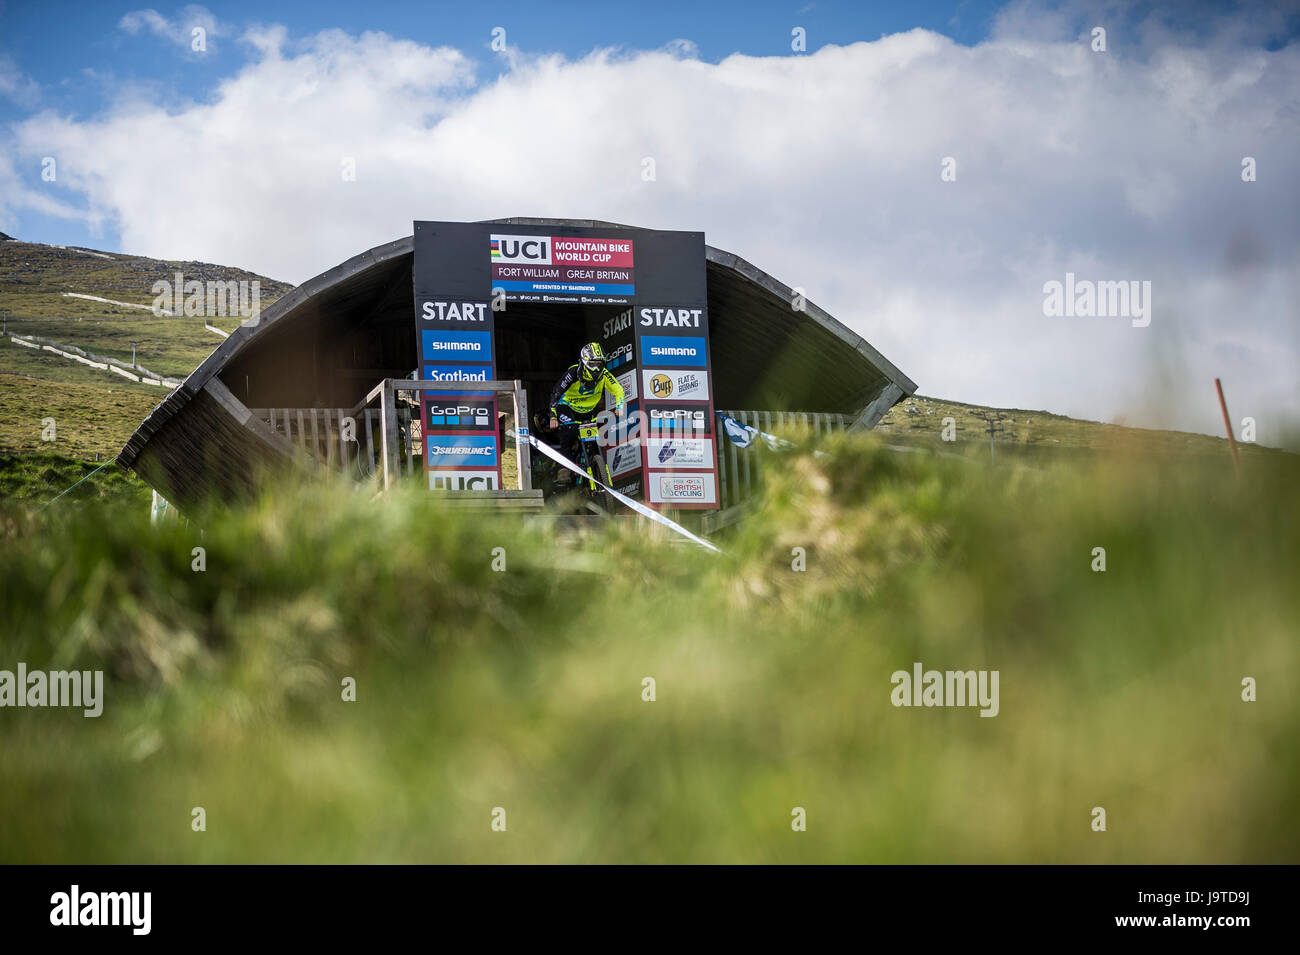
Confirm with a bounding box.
[50,886,151,935]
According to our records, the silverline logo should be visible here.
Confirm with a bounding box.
[50,885,151,935]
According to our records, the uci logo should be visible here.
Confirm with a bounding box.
[490,234,552,264]
[651,374,673,398]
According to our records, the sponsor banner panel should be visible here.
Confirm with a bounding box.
[600,307,635,344]
[647,437,715,470]
[647,471,717,506]
[493,265,634,285]
[606,341,634,371]
[607,440,643,479]
[645,403,710,434]
[614,476,642,500]
[608,368,638,409]
[642,368,709,401]
[419,300,490,324]
[421,329,492,363]
[636,306,704,330]
[428,469,500,491]
[426,434,500,468]
[425,395,497,432]
[490,234,555,265]
[640,335,707,367]
[549,236,635,268]
[494,279,634,297]
[423,364,492,382]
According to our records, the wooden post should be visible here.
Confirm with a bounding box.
[1215,378,1241,477]
[339,409,348,469]
[514,380,532,492]
[380,380,397,491]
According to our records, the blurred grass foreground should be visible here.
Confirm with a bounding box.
[0,433,1296,863]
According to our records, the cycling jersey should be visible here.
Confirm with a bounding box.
[550,363,626,419]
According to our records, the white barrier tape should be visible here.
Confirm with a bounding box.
[514,430,722,554]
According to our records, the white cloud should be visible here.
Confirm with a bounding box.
[118,5,226,52]
[8,16,1299,440]
[0,55,39,108]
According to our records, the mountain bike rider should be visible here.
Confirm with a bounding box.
[548,342,626,430]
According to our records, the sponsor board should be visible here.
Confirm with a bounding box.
[426,397,496,431]
[420,300,489,323]
[607,440,642,479]
[605,341,633,370]
[646,403,709,433]
[640,335,707,367]
[421,329,492,363]
[647,437,715,469]
[496,279,634,297]
[549,237,635,267]
[638,306,703,329]
[490,234,553,265]
[642,368,709,401]
[615,478,642,499]
[647,471,717,505]
[601,308,634,341]
[490,234,636,298]
[423,364,491,382]
[608,368,638,409]
[426,434,499,468]
[428,470,500,491]
[493,265,634,285]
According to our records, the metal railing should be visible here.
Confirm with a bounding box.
[361,378,532,494]
[248,399,844,512]
[250,379,533,495]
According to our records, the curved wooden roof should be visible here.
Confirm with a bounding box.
[118,218,915,502]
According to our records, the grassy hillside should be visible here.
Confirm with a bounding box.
[0,434,1295,863]
[876,394,1275,461]
[0,238,291,461]
[0,235,1275,480]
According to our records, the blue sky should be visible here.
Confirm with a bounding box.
[1,0,1297,436]
[3,0,1294,250]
